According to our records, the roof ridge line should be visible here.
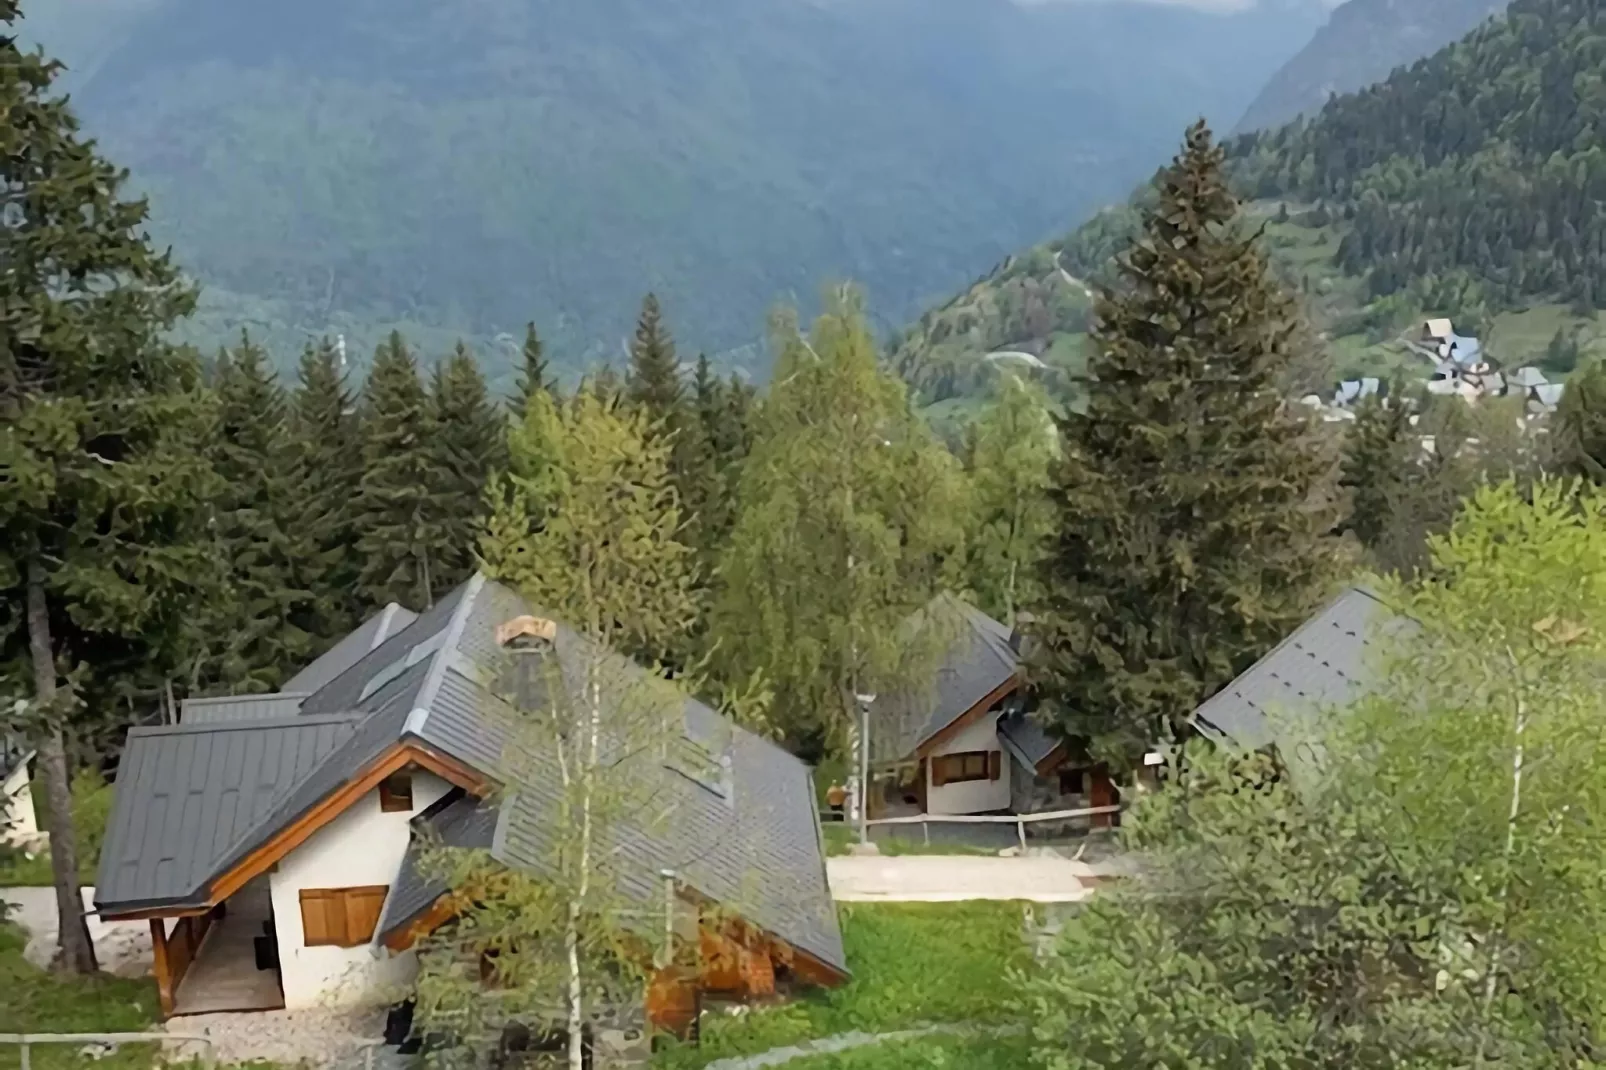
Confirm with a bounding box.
[404,572,488,737]
[184,691,314,706]
[131,712,364,737]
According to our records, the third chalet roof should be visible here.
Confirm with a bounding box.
[95,574,845,975]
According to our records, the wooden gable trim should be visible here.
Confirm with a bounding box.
[913,674,1021,760]
[1034,741,1069,778]
[209,741,486,905]
[382,893,458,952]
[99,903,211,923]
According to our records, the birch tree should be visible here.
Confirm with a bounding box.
[415,390,697,1070]
[709,285,969,752]
[964,372,1057,625]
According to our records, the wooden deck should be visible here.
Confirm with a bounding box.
[172,880,284,1016]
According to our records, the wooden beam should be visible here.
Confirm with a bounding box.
[98,904,210,923]
[914,675,1020,759]
[150,919,173,1018]
[381,894,459,952]
[210,742,484,904]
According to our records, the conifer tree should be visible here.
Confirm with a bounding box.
[1339,389,1415,556]
[512,320,557,414]
[205,332,317,691]
[353,331,441,611]
[0,0,218,973]
[625,293,683,420]
[289,337,364,643]
[430,342,506,590]
[965,373,1057,625]
[1026,121,1342,766]
[1551,357,1606,483]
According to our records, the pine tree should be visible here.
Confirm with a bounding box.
[965,373,1058,625]
[512,321,557,414]
[624,293,683,420]
[1026,121,1343,766]
[430,342,506,590]
[1339,388,1415,556]
[203,332,318,692]
[0,0,219,973]
[289,337,364,644]
[353,331,441,611]
[1550,357,1606,483]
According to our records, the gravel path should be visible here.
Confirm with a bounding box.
[1,885,153,976]
[163,1008,389,1068]
[826,855,1094,903]
[700,1023,1022,1070]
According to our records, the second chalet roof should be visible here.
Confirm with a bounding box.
[284,603,419,694]
[95,575,846,974]
[1190,586,1411,758]
[870,595,1021,761]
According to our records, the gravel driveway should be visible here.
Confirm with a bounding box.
[825,855,1097,902]
[1,885,153,976]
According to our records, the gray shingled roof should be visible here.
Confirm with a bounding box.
[1190,587,1411,760]
[997,709,1060,770]
[870,596,1020,761]
[379,793,498,939]
[94,715,361,911]
[96,575,846,975]
[284,603,419,694]
[180,693,311,725]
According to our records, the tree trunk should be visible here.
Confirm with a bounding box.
[26,564,98,975]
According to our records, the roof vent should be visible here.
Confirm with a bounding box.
[497,615,557,652]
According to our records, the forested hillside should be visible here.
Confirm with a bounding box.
[1232,0,1509,133]
[17,0,1330,380]
[894,0,1606,416]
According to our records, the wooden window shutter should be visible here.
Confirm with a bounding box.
[379,774,414,813]
[300,889,339,947]
[931,757,948,788]
[987,751,1002,781]
[342,886,390,946]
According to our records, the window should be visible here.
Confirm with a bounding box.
[931,750,1000,787]
[299,886,390,948]
[1058,769,1085,796]
[379,773,414,813]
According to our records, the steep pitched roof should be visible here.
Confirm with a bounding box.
[870,595,1021,761]
[284,603,419,694]
[96,576,846,975]
[181,693,311,725]
[1190,586,1410,758]
[94,714,362,911]
[997,709,1060,771]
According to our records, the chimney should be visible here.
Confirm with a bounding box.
[497,615,557,652]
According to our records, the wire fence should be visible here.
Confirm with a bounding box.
[0,1032,216,1070]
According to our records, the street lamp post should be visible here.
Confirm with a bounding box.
[855,691,877,844]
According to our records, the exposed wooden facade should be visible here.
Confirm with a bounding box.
[149,910,217,1016]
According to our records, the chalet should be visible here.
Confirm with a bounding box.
[1188,585,1412,776]
[1,737,39,848]
[92,575,846,1036]
[865,596,1118,832]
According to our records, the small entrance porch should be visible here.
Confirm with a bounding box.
[152,875,285,1016]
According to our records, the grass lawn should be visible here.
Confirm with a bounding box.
[0,920,161,1070]
[779,1031,1035,1070]
[654,902,1032,1070]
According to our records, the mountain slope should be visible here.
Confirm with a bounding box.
[895,0,1606,412]
[18,0,1327,376]
[1233,0,1510,133]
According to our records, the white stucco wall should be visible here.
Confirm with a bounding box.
[1,763,38,845]
[268,769,453,1009]
[926,715,1010,815]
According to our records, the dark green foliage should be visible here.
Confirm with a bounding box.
[0,0,219,973]
[511,321,557,415]
[1339,390,1416,554]
[625,294,683,420]
[288,338,365,644]
[0,0,218,719]
[1551,358,1606,483]
[1234,0,1606,316]
[353,332,441,611]
[203,333,318,692]
[429,342,506,591]
[1026,121,1342,766]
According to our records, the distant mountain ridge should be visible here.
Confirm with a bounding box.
[17,0,1329,378]
[1232,0,1509,133]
